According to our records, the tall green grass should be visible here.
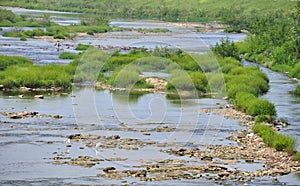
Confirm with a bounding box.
[0,64,75,89]
[252,123,296,152]
[0,55,33,70]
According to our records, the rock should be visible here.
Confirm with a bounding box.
[201,156,213,161]
[245,159,254,163]
[34,95,44,99]
[18,95,24,98]
[237,131,246,138]
[218,171,230,177]
[8,113,22,119]
[0,84,4,90]
[110,135,120,139]
[103,166,116,173]
[53,115,63,119]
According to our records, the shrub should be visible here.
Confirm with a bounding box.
[247,99,276,116]
[212,37,239,59]
[190,71,208,92]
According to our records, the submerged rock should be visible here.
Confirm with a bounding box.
[34,94,44,99]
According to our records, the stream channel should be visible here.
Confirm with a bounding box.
[0,7,299,185]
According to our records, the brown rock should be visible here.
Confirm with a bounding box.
[103,166,116,173]
[34,95,44,99]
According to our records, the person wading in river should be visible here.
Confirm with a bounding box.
[55,40,61,51]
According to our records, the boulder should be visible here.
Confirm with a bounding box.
[34,95,44,99]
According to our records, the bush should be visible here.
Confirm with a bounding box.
[212,37,239,59]
[190,71,208,92]
[247,99,276,116]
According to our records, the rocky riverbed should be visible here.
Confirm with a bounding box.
[43,105,300,185]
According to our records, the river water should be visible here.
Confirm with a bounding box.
[0,7,299,185]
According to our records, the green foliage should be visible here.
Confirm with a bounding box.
[136,28,170,33]
[247,99,276,116]
[235,92,256,112]
[0,55,32,71]
[59,52,79,59]
[167,70,195,91]
[75,44,91,50]
[292,84,300,96]
[289,63,300,79]
[0,0,294,23]
[270,64,293,73]
[212,38,239,59]
[190,72,208,92]
[0,64,75,89]
[252,123,296,152]
[218,57,242,74]
[53,34,65,39]
[295,152,300,161]
[254,115,275,123]
[20,35,27,41]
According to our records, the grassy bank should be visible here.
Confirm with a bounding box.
[0,55,75,89]
[252,123,296,153]
[0,0,294,22]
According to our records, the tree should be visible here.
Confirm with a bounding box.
[212,38,239,59]
[291,1,300,59]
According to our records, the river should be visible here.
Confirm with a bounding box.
[0,7,299,185]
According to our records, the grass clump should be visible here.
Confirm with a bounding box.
[292,84,300,96]
[59,52,80,59]
[75,44,91,50]
[295,152,300,161]
[252,123,296,152]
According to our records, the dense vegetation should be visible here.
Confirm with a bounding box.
[0,55,75,89]
[0,9,110,39]
[0,0,294,22]
[252,123,296,152]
